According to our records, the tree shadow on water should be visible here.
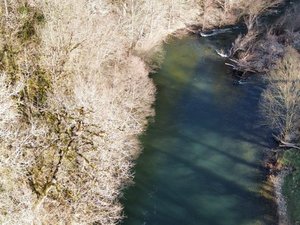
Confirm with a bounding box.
[122,36,278,225]
[123,142,278,225]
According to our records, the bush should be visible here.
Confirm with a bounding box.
[260,46,300,143]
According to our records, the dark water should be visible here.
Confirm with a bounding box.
[122,35,277,225]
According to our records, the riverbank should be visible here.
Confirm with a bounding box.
[0,0,291,224]
[227,1,300,223]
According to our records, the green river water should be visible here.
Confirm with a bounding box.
[122,35,278,225]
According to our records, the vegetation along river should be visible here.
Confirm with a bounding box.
[122,34,279,225]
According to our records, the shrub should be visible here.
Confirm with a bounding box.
[261,46,300,144]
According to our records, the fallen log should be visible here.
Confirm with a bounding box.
[279,141,300,150]
[273,134,300,150]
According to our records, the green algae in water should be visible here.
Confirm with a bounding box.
[122,35,277,225]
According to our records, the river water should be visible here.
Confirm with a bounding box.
[122,35,278,225]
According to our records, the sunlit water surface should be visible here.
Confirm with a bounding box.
[122,35,278,225]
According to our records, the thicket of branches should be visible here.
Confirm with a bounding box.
[0,0,290,224]
[226,1,300,147]
[229,0,300,73]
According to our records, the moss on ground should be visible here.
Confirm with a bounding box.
[20,68,51,107]
[0,2,50,115]
[0,2,44,69]
[17,3,45,43]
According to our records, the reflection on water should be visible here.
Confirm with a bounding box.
[122,36,277,225]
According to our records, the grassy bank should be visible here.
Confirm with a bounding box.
[0,0,289,224]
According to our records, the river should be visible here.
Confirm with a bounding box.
[122,34,278,225]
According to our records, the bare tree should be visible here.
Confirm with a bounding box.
[261,47,300,146]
